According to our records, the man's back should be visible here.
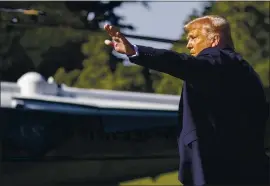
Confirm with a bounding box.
[186,47,269,184]
[187,47,268,153]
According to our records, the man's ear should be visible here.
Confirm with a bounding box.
[211,34,220,47]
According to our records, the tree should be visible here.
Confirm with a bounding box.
[0,2,87,81]
[0,1,149,87]
[72,33,114,89]
[56,1,152,92]
[112,64,151,92]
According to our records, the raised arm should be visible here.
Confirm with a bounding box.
[128,45,221,87]
[103,24,221,88]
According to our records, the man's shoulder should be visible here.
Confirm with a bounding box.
[196,47,224,65]
[198,47,222,57]
[198,47,242,63]
[198,47,236,57]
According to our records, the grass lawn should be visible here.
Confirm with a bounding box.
[119,171,183,185]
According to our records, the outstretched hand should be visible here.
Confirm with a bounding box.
[104,24,136,56]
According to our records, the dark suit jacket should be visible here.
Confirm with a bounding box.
[129,46,269,185]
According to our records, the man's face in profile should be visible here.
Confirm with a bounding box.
[186,25,212,57]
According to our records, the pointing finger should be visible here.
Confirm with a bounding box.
[107,25,119,36]
[104,24,114,36]
[104,23,110,31]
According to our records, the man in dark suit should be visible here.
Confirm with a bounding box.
[104,15,269,185]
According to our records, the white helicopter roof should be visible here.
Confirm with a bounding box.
[1,72,180,113]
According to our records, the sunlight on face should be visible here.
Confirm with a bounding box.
[186,25,212,57]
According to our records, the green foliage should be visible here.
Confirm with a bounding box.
[21,27,87,68]
[54,67,81,87]
[71,33,113,89]
[0,1,144,85]
[153,73,183,95]
[254,61,270,87]
[0,1,88,81]
[113,64,146,91]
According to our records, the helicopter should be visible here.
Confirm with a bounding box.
[0,72,181,185]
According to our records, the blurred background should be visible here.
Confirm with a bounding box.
[0,1,269,186]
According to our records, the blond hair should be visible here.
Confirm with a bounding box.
[184,15,234,49]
